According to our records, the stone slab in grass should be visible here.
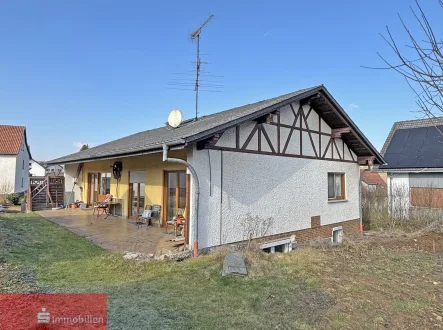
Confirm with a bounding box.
[222,252,247,277]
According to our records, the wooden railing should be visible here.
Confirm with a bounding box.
[27,176,65,211]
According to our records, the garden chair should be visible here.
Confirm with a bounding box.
[150,204,161,227]
[166,208,184,235]
[137,206,152,229]
[93,194,112,217]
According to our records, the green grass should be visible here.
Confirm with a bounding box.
[2,212,443,329]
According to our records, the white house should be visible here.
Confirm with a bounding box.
[0,125,31,194]
[30,160,46,177]
[48,85,384,252]
[379,117,443,217]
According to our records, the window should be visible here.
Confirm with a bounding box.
[21,177,23,187]
[100,173,111,195]
[328,173,346,200]
[22,159,24,170]
[261,237,295,254]
[332,226,343,244]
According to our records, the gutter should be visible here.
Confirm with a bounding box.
[47,143,186,166]
[162,143,200,257]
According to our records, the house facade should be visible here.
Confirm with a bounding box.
[0,125,31,194]
[30,160,46,177]
[379,117,443,217]
[49,86,384,251]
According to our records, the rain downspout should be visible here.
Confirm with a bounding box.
[359,161,373,235]
[163,144,200,257]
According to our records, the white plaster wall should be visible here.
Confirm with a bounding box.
[387,173,410,218]
[188,144,360,249]
[64,163,83,203]
[30,161,46,177]
[0,155,17,194]
[14,139,30,192]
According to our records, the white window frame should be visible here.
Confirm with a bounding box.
[328,172,346,201]
[331,226,343,244]
[261,236,296,253]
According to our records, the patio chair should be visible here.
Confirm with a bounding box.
[150,204,161,227]
[137,206,152,229]
[166,208,184,235]
[93,194,112,217]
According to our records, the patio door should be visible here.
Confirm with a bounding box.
[164,171,187,224]
[88,173,99,206]
[128,171,145,219]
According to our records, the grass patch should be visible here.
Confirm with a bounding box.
[2,212,443,329]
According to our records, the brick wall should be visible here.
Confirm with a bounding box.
[252,218,360,245]
[202,218,361,253]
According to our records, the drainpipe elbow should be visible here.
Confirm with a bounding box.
[162,144,169,162]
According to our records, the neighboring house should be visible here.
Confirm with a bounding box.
[30,160,64,177]
[361,170,387,194]
[0,125,31,193]
[43,163,64,176]
[48,85,384,252]
[30,160,46,177]
[380,117,443,216]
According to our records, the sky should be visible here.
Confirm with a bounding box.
[1,0,442,161]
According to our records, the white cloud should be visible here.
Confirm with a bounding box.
[349,103,359,109]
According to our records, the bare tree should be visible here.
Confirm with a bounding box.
[80,144,89,151]
[369,0,443,118]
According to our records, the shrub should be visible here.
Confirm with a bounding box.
[362,184,442,232]
[7,193,20,206]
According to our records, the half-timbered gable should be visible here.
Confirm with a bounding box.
[212,102,357,163]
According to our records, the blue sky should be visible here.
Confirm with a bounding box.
[1,0,442,161]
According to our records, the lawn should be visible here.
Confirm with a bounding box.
[1,212,443,329]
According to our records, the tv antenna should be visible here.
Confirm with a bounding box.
[190,14,214,119]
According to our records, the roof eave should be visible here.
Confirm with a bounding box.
[319,87,385,165]
[47,143,186,165]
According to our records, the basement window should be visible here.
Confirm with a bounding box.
[331,226,343,244]
[328,173,346,201]
[261,237,294,254]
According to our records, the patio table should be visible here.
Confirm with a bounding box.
[106,201,121,218]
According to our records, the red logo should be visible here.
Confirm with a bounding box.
[0,294,107,329]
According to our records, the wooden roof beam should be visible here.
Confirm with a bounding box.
[331,127,351,138]
[196,133,221,150]
[300,93,321,106]
[357,156,375,166]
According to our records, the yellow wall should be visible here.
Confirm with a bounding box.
[80,149,187,217]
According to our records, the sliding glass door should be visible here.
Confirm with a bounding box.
[165,171,187,222]
[129,171,145,219]
[88,173,98,205]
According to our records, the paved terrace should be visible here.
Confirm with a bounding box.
[37,209,183,255]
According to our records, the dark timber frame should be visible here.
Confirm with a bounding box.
[197,102,360,164]
[194,90,382,165]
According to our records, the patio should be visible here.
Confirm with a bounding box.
[37,208,184,255]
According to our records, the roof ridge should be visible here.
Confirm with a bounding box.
[393,116,443,126]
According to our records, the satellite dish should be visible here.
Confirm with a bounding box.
[167,109,183,128]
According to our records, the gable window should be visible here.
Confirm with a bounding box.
[328,173,346,200]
